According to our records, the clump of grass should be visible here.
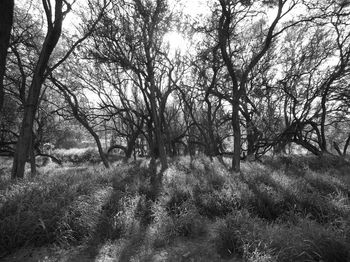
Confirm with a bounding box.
[213,210,350,262]
[214,211,264,259]
[266,219,350,262]
[171,200,206,238]
[247,192,284,221]
[166,189,191,216]
[150,189,207,248]
[54,147,100,164]
[193,184,241,219]
[0,166,115,257]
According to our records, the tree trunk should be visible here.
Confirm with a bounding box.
[0,0,14,112]
[320,88,329,152]
[12,0,65,179]
[246,118,256,159]
[30,137,36,178]
[218,1,241,172]
[205,95,218,160]
[12,75,43,178]
[125,134,138,162]
[146,63,167,172]
[232,101,241,172]
[92,131,109,168]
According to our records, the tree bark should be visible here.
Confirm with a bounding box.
[218,1,241,171]
[145,56,167,172]
[30,137,36,178]
[0,0,14,112]
[231,101,241,172]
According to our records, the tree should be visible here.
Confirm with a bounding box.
[11,0,110,178]
[0,0,14,112]
[12,0,72,179]
[270,2,350,156]
[211,0,288,171]
[50,75,110,167]
[90,0,180,173]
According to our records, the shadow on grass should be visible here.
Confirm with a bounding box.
[241,169,348,224]
[68,160,163,261]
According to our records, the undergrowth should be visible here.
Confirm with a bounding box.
[0,154,349,261]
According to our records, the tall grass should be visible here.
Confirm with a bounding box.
[0,165,116,257]
[0,155,349,261]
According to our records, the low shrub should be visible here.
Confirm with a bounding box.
[214,211,263,259]
[151,195,207,247]
[171,200,207,238]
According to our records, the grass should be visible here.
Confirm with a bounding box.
[0,154,349,261]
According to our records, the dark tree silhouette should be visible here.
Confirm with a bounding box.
[0,0,14,112]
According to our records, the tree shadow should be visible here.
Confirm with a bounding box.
[240,170,347,224]
[67,160,165,261]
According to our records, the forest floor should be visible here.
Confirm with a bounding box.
[0,155,350,262]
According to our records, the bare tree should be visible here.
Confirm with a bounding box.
[12,0,71,178]
[90,0,178,172]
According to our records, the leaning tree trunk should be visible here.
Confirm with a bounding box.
[51,77,110,168]
[0,0,14,112]
[12,0,65,179]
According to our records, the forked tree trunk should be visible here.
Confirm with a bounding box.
[12,75,42,178]
[12,0,65,179]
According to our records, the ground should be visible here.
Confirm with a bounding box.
[0,155,349,262]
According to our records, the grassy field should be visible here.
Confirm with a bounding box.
[0,155,349,261]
